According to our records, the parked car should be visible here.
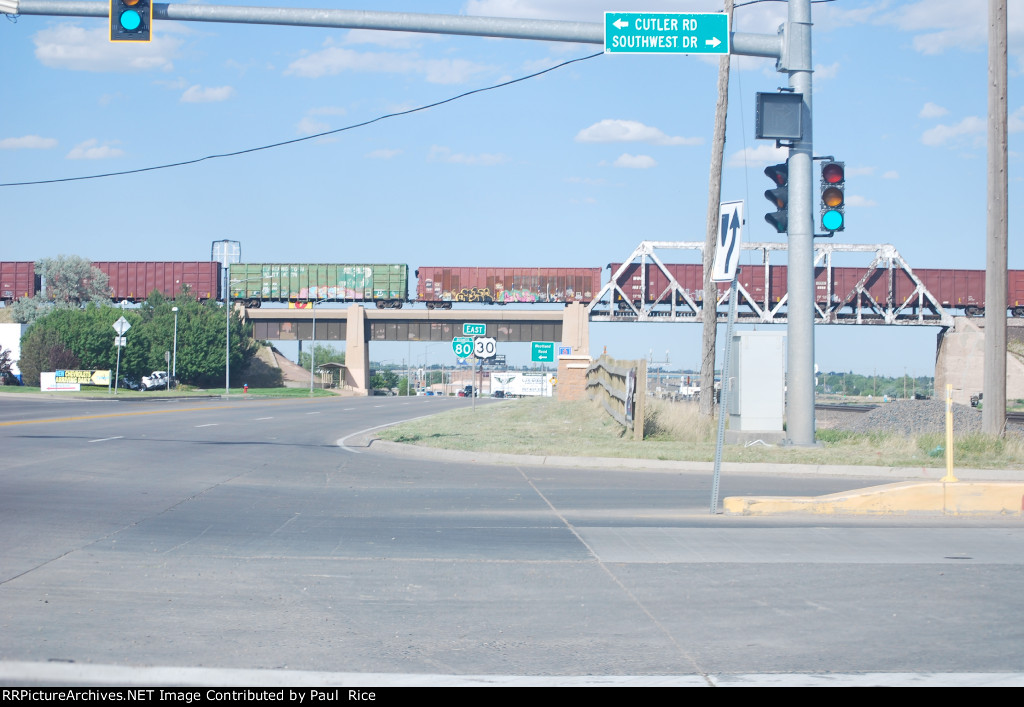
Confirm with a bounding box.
[140,371,168,391]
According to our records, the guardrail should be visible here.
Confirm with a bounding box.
[585,355,647,441]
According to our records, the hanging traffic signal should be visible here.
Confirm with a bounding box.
[763,162,789,234]
[110,0,152,42]
[820,161,845,233]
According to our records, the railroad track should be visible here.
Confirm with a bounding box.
[816,403,1024,426]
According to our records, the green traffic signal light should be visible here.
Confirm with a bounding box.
[110,0,152,42]
[820,161,845,233]
[763,162,789,234]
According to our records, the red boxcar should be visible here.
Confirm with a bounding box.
[415,267,602,308]
[608,262,772,307]
[0,262,39,303]
[92,261,222,303]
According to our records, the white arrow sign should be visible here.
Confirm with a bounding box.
[711,200,744,283]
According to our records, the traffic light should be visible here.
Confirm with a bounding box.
[110,0,152,42]
[820,161,845,233]
[763,162,788,234]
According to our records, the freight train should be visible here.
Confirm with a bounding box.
[3,259,1024,318]
[608,262,1024,318]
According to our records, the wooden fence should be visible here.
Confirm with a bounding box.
[585,355,647,441]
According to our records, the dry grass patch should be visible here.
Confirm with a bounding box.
[377,396,1024,469]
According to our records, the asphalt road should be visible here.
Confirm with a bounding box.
[1,393,1022,687]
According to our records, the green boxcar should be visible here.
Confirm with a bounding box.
[229,263,408,308]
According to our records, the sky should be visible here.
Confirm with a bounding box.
[1,0,1022,378]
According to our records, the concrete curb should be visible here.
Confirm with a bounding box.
[348,435,1024,517]
[349,434,1023,481]
[724,481,1024,516]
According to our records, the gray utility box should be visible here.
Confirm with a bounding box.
[727,331,785,434]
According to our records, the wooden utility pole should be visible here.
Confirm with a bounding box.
[699,0,734,417]
[983,0,1008,436]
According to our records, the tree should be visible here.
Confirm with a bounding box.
[17,326,81,386]
[299,344,345,371]
[36,255,110,305]
[15,295,259,390]
[370,369,399,391]
[0,344,14,385]
[10,256,111,325]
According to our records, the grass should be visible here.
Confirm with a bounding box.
[377,396,1024,470]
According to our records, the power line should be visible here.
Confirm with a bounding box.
[1,51,603,188]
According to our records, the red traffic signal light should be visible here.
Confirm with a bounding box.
[110,0,152,42]
[763,162,788,234]
[820,161,845,233]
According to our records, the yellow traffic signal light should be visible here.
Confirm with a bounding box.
[820,161,845,233]
[110,0,152,43]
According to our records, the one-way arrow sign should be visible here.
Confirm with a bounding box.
[712,201,744,282]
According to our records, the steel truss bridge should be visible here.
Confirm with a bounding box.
[587,241,957,327]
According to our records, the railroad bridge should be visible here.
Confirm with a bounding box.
[242,242,1017,402]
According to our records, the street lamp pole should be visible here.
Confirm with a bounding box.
[310,299,326,395]
[226,267,231,396]
[172,306,179,385]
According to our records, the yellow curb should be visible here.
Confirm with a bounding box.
[723,481,1024,516]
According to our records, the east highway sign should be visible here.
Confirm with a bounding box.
[604,12,729,55]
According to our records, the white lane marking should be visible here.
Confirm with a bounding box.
[255,417,273,421]
[88,436,124,443]
[306,411,321,415]
[195,424,218,428]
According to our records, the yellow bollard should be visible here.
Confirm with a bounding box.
[941,383,959,483]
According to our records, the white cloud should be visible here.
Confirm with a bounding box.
[614,153,657,169]
[921,116,986,146]
[428,145,507,165]
[366,149,402,160]
[285,46,490,84]
[726,144,788,168]
[297,117,331,136]
[309,106,347,117]
[181,85,235,103]
[919,102,949,119]
[33,23,178,72]
[1010,106,1024,134]
[66,139,124,160]
[814,62,840,80]
[845,195,877,208]
[845,166,875,178]
[343,29,425,49]
[575,119,701,146]
[0,135,58,150]
[882,171,899,180]
[876,0,990,55]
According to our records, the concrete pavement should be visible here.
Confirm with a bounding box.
[345,433,1024,517]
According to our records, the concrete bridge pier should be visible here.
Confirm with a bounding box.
[345,304,370,395]
[557,302,591,401]
[934,316,1024,407]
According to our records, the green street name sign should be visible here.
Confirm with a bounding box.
[604,12,729,55]
[531,341,555,363]
[463,323,486,336]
